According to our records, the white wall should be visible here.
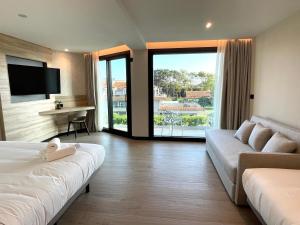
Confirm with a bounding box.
[131,49,149,137]
[253,11,300,128]
[50,51,86,96]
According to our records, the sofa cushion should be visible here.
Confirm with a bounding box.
[262,132,297,153]
[206,129,254,183]
[251,116,300,153]
[234,120,256,144]
[248,123,273,151]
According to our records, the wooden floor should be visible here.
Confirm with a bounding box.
[59,132,260,225]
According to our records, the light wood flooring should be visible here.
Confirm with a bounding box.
[59,132,260,225]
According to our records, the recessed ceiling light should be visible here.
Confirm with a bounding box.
[205,22,213,29]
[18,14,28,18]
[64,49,69,52]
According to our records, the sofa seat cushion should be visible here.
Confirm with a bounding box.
[206,129,254,183]
[243,168,300,225]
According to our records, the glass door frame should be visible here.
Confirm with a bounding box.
[148,47,217,142]
[99,51,132,137]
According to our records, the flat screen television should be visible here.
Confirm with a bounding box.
[45,68,61,94]
[7,64,61,95]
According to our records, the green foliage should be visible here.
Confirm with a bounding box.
[191,72,215,94]
[154,69,215,98]
[181,115,209,126]
[154,114,209,127]
[154,69,190,98]
[154,115,164,126]
[197,97,213,107]
[113,113,127,125]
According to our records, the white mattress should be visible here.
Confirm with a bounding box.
[243,168,300,225]
[0,141,105,225]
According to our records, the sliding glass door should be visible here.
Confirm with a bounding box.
[149,48,217,139]
[110,58,128,132]
[99,52,131,136]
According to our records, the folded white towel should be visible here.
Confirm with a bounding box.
[47,138,61,153]
[45,145,76,162]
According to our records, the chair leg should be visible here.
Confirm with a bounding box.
[67,122,71,136]
[85,184,90,193]
[84,122,90,135]
[74,123,77,139]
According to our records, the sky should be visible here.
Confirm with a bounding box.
[154,53,217,74]
[99,53,217,80]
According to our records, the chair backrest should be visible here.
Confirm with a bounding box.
[251,115,300,153]
[68,111,87,122]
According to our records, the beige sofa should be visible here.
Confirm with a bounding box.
[206,115,300,205]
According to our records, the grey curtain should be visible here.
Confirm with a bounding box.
[84,53,98,132]
[220,39,252,129]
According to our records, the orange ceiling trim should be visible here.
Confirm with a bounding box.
[95,45,131,57]
[146,38,253,49]
[146,40,219,49]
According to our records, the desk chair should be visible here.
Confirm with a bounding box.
[67,111,90,138]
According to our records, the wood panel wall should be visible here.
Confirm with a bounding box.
[0,34,87,142]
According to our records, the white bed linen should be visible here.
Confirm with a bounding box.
[243,168,300,225]
[0,141,105,225]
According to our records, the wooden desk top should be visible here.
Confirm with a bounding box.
[39,106,95,116]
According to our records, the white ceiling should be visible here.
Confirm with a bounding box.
[0,0,300,52]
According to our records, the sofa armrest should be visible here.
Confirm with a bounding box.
[235,152,300,205]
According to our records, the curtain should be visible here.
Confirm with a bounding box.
[213,40,227,128]
[220,39,252,129]
[84,53,98,132]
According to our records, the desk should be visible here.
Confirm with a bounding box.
[39,106,95,116]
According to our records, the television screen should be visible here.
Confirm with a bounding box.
[7,64,46,95]
[45,68,61,94]
[7,64,61,95]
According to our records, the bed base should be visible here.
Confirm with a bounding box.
[48,168,100,225]
[247,198,267,225]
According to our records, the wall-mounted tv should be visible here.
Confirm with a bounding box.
[7,64,61,95]
[45,68,60,94]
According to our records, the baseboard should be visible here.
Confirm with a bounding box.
[44,132,206,143]
[131,136,151,140]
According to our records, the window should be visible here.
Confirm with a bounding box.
[149,48,217,139]
[98,52,132,136]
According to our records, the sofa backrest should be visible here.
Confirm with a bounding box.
[251,115,300,153]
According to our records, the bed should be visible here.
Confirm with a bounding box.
[243,168,300,225]
[0,141,105,225]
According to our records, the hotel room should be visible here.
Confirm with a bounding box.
[0,0,300,225]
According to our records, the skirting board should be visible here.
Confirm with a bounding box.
[44,131,207,143]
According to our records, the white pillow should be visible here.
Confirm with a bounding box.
[234,120,256,144]
[262,132,297,153]
[248,123,273,151]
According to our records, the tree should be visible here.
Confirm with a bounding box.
[153,69,215,98]
[154,69,191,98]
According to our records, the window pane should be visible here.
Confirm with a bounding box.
[111,58,127,132]
[153,53,217,138]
